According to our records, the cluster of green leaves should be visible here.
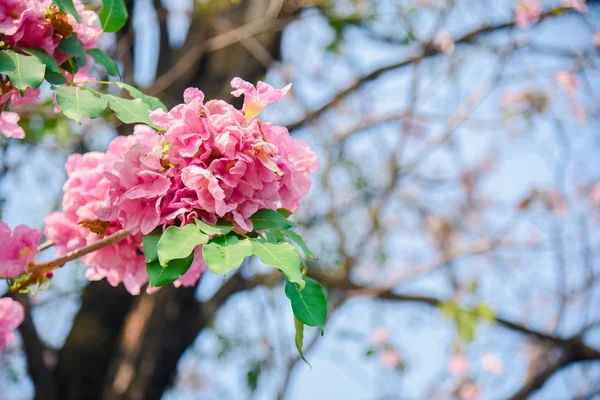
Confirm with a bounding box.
[0,0,165,129]
[439,301,496,343]
[142,208,328,362]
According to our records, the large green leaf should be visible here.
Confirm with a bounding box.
[87,49,120,77]
[157,224,208,265]
[285,277,327,334]
[203,235,252,275]
[99,0,129,33]
[103,94,157,127]
[250,209,295,231]
[57,34,86,60]
[52,0,81,21]
[194,218,234,236]
[0,51,46,91]
[147,252,194,288]
[293,316,311,366]
[283,230,316,258]
[53,86,107,123]
[20,48,66,84]
[115,82,167,111]
[251,239,304,288]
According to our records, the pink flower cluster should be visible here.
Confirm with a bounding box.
[0,222,41,279]
[0,298,24,352]
[43,126,200,295]
[0,0,101,139]
[45,79,318,295]
[100,78,319,234]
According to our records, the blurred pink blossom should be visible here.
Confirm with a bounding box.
[0,111,25,139]
[448,352,469,375]
[380,349,401,368]
[0,298,24,352]
[481,352,505,375]
[459,381,482,400]
[515,0,542,27]
[434,31,455,54]
[562,0,588,12]
[371,328,389,344]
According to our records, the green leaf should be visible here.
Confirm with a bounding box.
[474,304,496,323]
[53,85,107,123]
[157,224,208,265]
[57,34,86,60]
[194,218,233,236]
[147,252,194,288]
[293,316,311,366]
[251,239,305,288]
[20,48,66,84]
[265,228,285,244]
[456,309,476,343]
[250,209,295,231]
[103,94,157,127]
[246,365,261,394]
[142,229,161,263]
[438,300,457,319]
[100,0,129,33]
[87,49,120,77]
[277,208,292,218]
[0,51,46,91]
[52,0,81,21]
[285,277,327,334]
[202,235,252,275]
[283,230,316,258]
[115,82,167,111]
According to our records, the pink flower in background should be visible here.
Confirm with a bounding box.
[556,71,578,98]
[0,87,40,108]
[448,352,469,375]
[562,0,587,12]
[594,32,600,48]
[481,353,505,375]
[0,111,25,139]
[371,328,389,344]
[0,298,24,352]
[459,381,482,400]
[515,0,542,27]
[0,222,41,278]
[434,31,455,54]
[380,349,401,368]
[231,78,291,120]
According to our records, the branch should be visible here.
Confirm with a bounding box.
[28,230,130,273]
[285,7,571,132]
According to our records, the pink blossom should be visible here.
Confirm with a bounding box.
[0,222,41,278]
[434,31,455,54]
[515,0,542,27]
[459,381,482,400]
[69,0,101,49]
[0,87,40,107]
[371,328,389,344]
[231,78,291,120]
[556,71,578,98]
[0,0,57,55]
[0,298,24,352]
[45,126,175,295]
[481,352,505,375]
[448,352,469,375]
[380,349,401,368]
[594,32,600,48]
[0,111,25,139]
[562,0,587,12]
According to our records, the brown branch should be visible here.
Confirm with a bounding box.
[28,230,130,273]
[285,7,571,132]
